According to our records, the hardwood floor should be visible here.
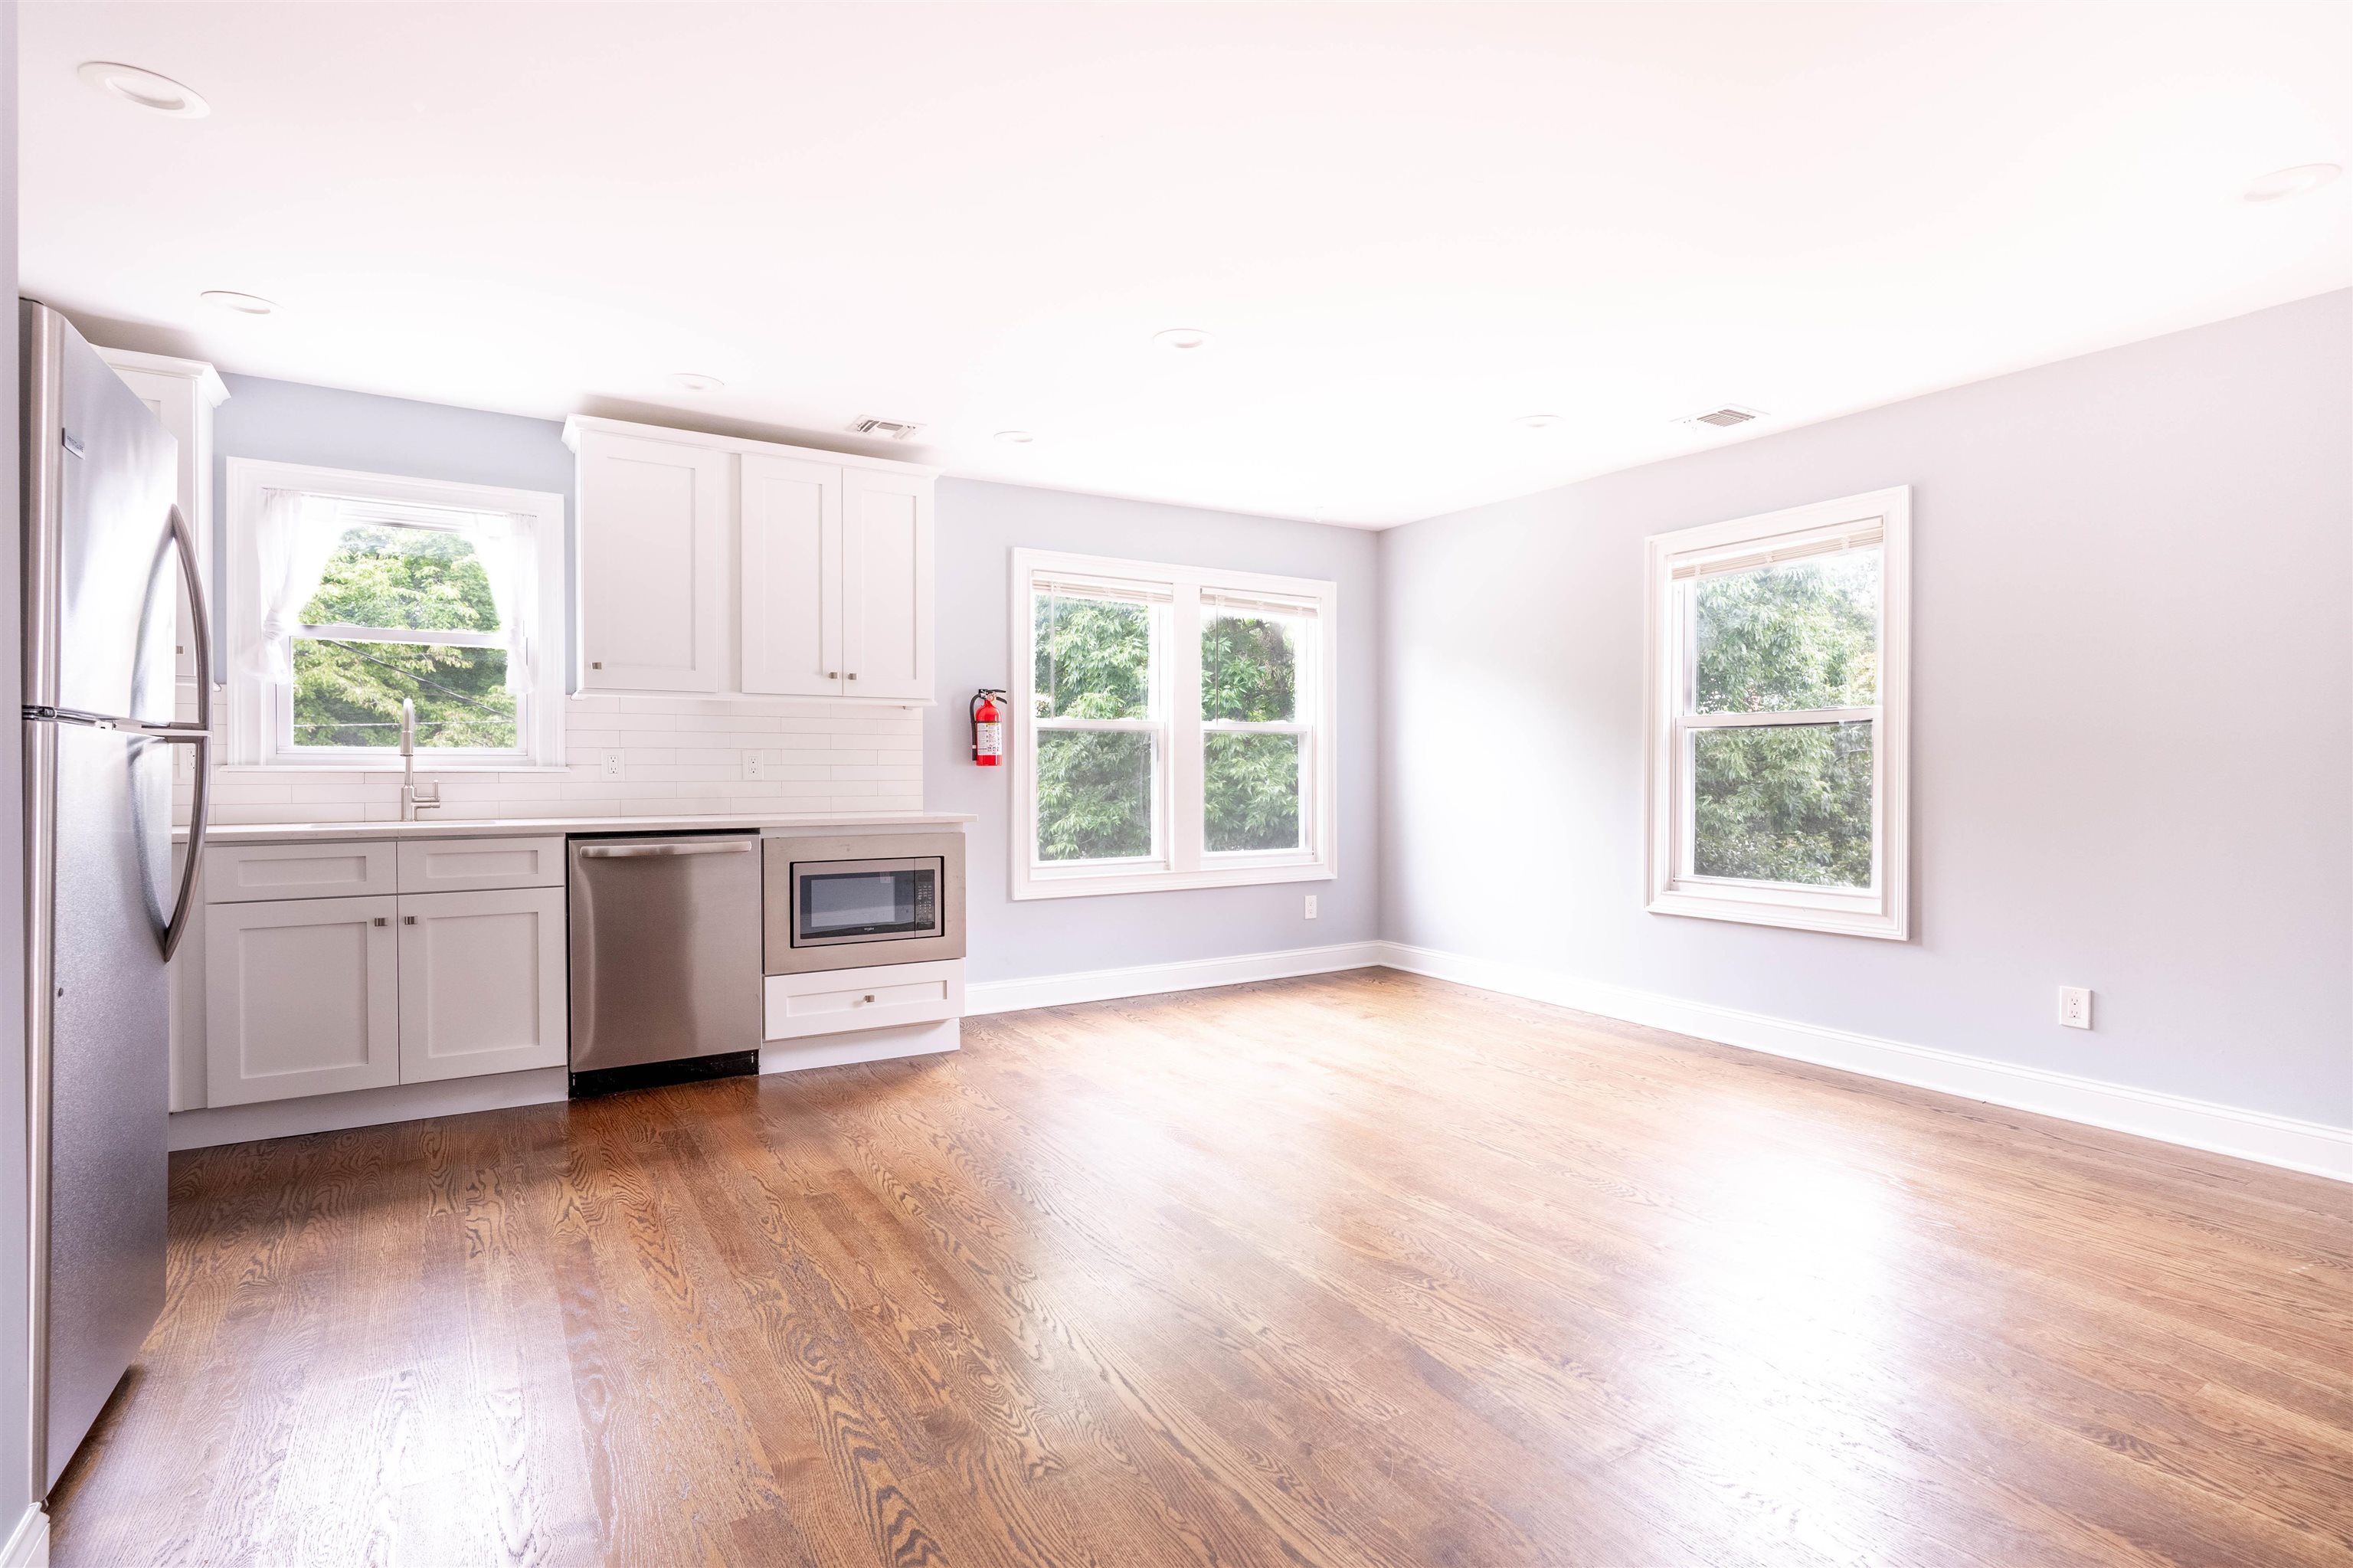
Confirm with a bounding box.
[51,969,2353,1566]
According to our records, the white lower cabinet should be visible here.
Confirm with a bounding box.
[397,888,567,1083]
[198,840,574,1109]
[205,895,401,1107]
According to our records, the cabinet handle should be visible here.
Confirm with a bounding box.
[846,673,858,681]
[862,994,875,1003]
[404,915,418,925]
[827,670,839,679]
[591,661,603,669]
[372,917,387,927]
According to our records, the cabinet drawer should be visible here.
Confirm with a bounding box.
[764,959,963,1041]
[206,841,398,903]
[398,836,565,894]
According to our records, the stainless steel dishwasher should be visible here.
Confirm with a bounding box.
[568,830,762,1095]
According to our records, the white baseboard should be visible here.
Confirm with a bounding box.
[2,1504,47,1568]
[966,941,1386,1014]
[170,1068,571,1151]
[171,1019,964,1151]
[760,1017,958,1074]
[1374,941,2353,1185]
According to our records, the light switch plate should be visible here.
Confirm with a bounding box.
[2058,987,2093,1030]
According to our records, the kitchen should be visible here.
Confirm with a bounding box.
[8,5,2353,1566]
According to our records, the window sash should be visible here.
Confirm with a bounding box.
[1642,486,1910,939]
[1013,549,1337,896]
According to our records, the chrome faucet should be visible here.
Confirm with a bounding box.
[399,698,441,820]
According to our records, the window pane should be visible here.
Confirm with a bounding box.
[1034,592,1152,719]
[1204,732,1301,853]
[1692,722,1872,888]
[290,639,515,749]
[1694,549,1877,713]
[300,525,501,633]
[1202,607,1299,722]
[1036,730,1156,862]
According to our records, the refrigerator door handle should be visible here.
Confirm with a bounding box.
[154,730,209,962]
[167,502,213,728]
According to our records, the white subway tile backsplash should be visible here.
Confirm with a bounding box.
[182,696,928,827]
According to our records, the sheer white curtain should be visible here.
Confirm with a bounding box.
[473,513,532,694]
[244,491,341,683]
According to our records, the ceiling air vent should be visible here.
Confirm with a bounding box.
[1683,404,1766,430]
[849,417,926,441]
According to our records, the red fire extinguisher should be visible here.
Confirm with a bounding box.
[970,689,1006,766]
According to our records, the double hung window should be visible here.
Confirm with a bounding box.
[224,459,567,768]
[1013,550,1337,898]
[1644,487,1910,938]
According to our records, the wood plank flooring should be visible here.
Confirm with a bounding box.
[50,969,2353,1566]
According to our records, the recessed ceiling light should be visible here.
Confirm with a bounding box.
[199,290,274,316]
[2245,163,2342,202]
[994,430,1036,445]
[1514,414,1565,430]
[1154,327,1212,352]
[77,61,209,119]
[670,372,724,392]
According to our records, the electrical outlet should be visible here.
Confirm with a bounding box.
[742,751,765,781]
[1304,894,1318,920]
[2058,987,2093,1030]
[601,751,623,781]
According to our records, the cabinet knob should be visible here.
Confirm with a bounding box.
[862,994,875,1003]
[404,915,418,925]
[827,670,839,679]
[846,672,858,681]
[371,917,387,927]
[591,661,603,669]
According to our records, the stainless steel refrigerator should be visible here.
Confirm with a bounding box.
[20,300,211,1492]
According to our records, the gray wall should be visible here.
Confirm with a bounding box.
[203,379,1381,982]
[1,0,31,1531]
[1379,290,2353,1130]
[925,480,1381,984]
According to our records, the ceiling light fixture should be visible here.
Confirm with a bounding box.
[198,290,275,316]
[1514,414,1565,430]
[1153,327,1212,352]
[670,372,724,392]
[994,430,1036,445]
[77,61,209,118]
[2244,163,2342,202]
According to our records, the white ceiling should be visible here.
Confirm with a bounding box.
[22,2,2351,528]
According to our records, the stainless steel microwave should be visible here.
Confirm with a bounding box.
[762,830,966,975]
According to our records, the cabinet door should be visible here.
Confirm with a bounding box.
[839,468,934,702]
[205,896,399,1106]
[741,453,843,696]
[397,888,568,1083]
[577,431,729,692]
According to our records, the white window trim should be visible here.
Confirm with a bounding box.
[223,457,568,770]
[1010,548,1339,899]
[1642,485,1911,940]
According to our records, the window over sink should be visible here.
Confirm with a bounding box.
[1010,548,1339,899]
[223,460,568,768]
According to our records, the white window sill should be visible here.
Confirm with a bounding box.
[1646,882,1906,941]
[1011,859,1334,901]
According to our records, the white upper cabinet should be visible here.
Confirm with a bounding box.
[567,416,935,704]
[841,467,934,702]
[573,427,729,692]
[98,349,227,691]
[741,452,843,697]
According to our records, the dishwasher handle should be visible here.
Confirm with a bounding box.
[578,841,756,859]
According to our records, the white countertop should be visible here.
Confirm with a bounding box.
[182,810,976,846]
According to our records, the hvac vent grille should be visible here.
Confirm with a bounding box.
[1692,407,1757,427]
[849,417,927,441]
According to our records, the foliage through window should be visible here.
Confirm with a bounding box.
[1015,552,1337,898]
[1646,489,1910,939]
[295,519,517,751]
